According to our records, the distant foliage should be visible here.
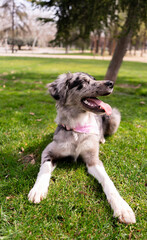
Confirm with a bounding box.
[7,37,37,50]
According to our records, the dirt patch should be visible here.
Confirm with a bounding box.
[18,154,36,166]
[118,84,141,89]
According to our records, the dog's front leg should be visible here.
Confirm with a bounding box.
[28,142,56,203]
[28,161,55,203]
[87,164,136,224]
[28,143,56,203]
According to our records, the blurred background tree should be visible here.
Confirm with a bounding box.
[0,0,29,53]
[0,0,56,52]
[32,0,147,82]
[0,0,146,82]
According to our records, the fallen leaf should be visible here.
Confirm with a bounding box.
[19,147,24,154]
[30,159,35,165]
[36,119,42,122]
[9,207,14,210]
[79,191,88,196]
[30,112,35,115]
[6,196,15,200]
[34,81,42,84]
[136,125,143,128]
[21,147,24,152]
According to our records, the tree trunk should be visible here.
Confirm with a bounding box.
[102,35,107,56]
[11,0,15,53]
[95,39,99,53]
[108,38,112,55]
[95,32,101,54]
[65,45,68,54]
[93,35,97,55]
[104,6,136,83]
[32,36,38,50]
[104,31,132,82]
[4,34,8,53]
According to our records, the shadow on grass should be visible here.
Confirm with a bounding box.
[1,131,107,200]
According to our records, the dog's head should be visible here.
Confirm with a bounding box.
[47,72,113,115]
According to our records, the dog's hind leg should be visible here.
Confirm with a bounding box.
[102,108,121,136]
[28,143,56,204]
[87,163,136,224]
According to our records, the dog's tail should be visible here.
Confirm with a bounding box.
[102,108,121,136]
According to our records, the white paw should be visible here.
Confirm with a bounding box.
[100,138,105,144]
[114,200,136,224]
[28,184,48,204]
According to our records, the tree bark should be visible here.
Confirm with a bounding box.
[32,36,38,50]
[104,31,132,82]
[65,45,68,54]
[104,6,136,83]
[11,0,15,53]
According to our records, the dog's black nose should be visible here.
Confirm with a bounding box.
[105,81,114,88]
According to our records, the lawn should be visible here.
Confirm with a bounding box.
[0,57,146,239]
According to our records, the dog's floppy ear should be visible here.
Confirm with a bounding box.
[47,73,71,102]
[47,82,60,100]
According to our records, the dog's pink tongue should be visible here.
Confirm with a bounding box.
[98,100,112,115]
[88,98,112,115]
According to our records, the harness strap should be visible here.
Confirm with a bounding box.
[61,121,99,135]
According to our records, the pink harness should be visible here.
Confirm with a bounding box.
[62,120,99,135]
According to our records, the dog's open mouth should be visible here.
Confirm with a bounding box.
[82,97,112,115]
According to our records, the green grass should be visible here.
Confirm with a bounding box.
[0,57,147,239]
